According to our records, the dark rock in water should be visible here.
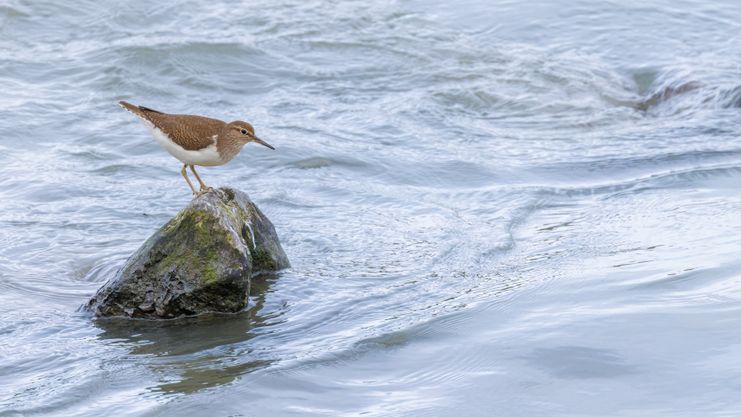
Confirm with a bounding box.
[87,187,289,319]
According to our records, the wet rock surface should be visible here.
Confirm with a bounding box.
[87,187,289,319]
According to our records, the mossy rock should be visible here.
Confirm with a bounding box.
[87,187,290,319]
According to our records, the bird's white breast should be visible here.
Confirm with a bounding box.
[149,126,223,167]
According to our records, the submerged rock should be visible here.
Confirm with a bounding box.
[87,187,289,319]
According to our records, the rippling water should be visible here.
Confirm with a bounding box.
[1,0,741,415]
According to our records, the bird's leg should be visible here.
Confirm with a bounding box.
[181,164,198,196]
[190,165,213,193]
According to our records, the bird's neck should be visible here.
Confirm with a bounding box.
[216,134,245,162]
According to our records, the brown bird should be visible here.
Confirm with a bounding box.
[118,101,274,196]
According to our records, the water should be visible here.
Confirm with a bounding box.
[1,0,740,415]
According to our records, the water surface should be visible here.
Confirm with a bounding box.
[1,0,741,415]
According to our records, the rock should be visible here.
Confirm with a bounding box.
[87,187,289,319]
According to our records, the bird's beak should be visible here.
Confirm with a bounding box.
[251,136,275,150]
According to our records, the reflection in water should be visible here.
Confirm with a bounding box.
[93,275,279,394]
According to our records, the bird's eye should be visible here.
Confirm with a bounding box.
[240,129,247,135]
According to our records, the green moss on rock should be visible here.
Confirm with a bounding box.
[250,246,277,272]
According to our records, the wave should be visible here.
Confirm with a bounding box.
[632,68,741,114]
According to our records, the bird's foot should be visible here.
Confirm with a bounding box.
[194,187,214,198]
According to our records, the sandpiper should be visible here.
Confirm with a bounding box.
[119,101,274,196]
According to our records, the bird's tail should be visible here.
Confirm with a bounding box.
[119,100,145,117]
[119,100,164,124]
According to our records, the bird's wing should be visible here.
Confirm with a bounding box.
[119,101,225,151]
[146,114,225,151]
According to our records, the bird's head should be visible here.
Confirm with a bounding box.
[225,121,274,150]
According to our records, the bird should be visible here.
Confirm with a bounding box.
[118,100,274,196]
